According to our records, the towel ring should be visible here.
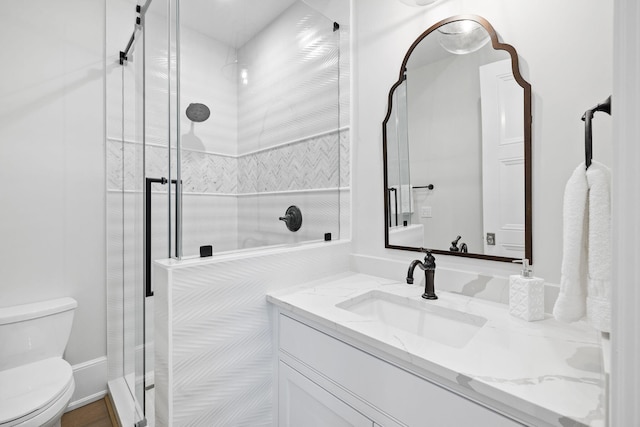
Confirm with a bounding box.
[582,95,611,169]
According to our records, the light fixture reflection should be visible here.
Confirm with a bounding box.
[240,68,249,86]
[437,20,490,55]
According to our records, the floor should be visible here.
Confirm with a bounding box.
[61,396,119,427]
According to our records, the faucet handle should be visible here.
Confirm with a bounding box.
[450,235,461,251]
[424,251,436,268]
[417,248,436,267]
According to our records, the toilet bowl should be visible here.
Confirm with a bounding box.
[0,298,77,427]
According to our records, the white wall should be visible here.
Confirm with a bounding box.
[352,0,613,283]
[238,1,347,153]
[0,0,107,404]
[611,0,640,424]
[179,20,238,155]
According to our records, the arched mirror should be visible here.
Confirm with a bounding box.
[383,15,532,262]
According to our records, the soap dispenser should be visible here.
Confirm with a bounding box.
[509,259,545,321]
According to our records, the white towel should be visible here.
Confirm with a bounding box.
[585,161,611,332]
[554,163,589,323]
[553,161,611,333]
[400,184,413,214]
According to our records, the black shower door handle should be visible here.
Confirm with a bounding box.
[145,177,167,297]
[145,177,182,297]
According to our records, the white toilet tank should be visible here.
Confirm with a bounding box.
[0,297,77,371]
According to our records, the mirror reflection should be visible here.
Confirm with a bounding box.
[384,16,531,262]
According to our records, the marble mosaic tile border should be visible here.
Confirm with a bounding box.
[107,128,349,195]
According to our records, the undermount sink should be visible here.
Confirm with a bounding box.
[336,290,487,348]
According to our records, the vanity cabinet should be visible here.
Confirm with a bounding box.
[279,361,373,427]
[275,312,523,427]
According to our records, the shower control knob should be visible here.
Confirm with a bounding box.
[279,206,302,232]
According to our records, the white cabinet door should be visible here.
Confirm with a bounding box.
[279,361,373,427]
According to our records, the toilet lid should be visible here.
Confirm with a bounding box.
[0,358,73,425]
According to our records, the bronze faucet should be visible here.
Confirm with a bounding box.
[406,249,438,300]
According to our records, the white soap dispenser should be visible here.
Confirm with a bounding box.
[509,259,545,321]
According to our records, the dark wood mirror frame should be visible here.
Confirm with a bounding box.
[382,14,533,263]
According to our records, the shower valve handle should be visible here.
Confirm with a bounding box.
[279,206,302,232]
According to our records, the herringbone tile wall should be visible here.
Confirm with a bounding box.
[107,128,348,195]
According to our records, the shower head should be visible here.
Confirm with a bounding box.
[185,103,210,123]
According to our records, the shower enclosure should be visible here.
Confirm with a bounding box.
[106,0,348,425]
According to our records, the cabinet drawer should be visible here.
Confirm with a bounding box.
[279,361,373,427]
[279,314,521,427]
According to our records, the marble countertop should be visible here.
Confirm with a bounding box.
[267,272,605,427]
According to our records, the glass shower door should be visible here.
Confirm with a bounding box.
[117,20,147,425]
[140,0,174,424]
[110,1,172,425]
[176,0,343,257]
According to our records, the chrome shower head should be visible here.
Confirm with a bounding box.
[185,103,210,122]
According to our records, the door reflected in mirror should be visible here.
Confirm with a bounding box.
[383,15,532,262]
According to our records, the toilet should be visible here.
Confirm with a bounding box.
[0,298,77,427]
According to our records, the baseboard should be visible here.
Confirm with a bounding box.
[67,391,108,412]
[67,356,108,411]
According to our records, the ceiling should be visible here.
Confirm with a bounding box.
[179,0,298,48]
